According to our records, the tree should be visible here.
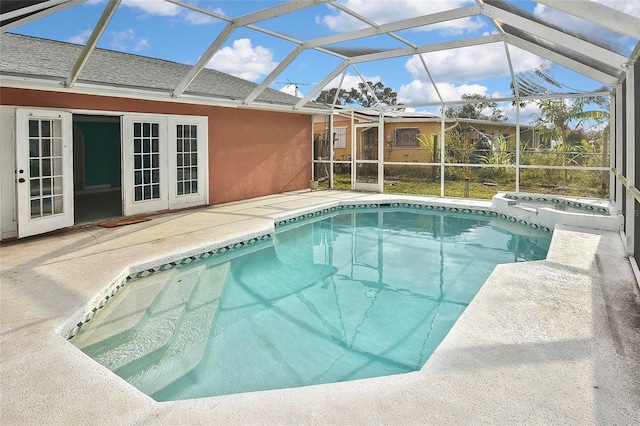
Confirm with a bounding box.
[314,88,352,105]
[513,63,609,149]
[315,81,397,107]
[514,64,610,189]
[532,96,609,147]
[444,94,507,122]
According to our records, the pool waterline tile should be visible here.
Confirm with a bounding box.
[504,192,610,214]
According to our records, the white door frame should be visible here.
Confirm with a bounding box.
[122,113,209,216]
[168,115,208,209]
[15,108,74,238]
[352,122,383,192]
[122,114,169,216]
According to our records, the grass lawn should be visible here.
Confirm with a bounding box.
[385,181,501,199]
[325,173,607,199]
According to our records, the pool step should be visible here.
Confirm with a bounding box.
[118,264,228,395]
[71,271,170,349]
[80,265,210,372]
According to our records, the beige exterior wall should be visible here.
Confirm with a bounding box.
[382,121,441,163]
[313,118,442,163]
[313,117,522,165]
[313,116,353,161]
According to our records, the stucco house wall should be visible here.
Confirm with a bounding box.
[210,107,311,204]
[1,87,311,205]
[0,87,312,239]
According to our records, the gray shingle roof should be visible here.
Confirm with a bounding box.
[0,33,305,107]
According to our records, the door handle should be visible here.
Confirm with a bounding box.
[18,178,25,183]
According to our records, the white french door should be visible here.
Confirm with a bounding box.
[122,114,207,216]
[122,115,168,216]
[16,109,74,238]
[168,116,208,208]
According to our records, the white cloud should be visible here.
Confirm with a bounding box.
[405,44,542,84]
[183,10,217,25]
[398,46,547,104]
[397,79,436,103]
[318,0,484,34]
[133,37,150,52]
[120,0,221,25]
[206,39,277,81]
[108,29,150,52]
[502,102,543,125]
[275,73,385,103]
[69,29,92,44]
[121,0,181,16]
[396,42,547,103]
[398,80,490,104]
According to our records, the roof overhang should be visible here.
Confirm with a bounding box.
[0,74,328,115]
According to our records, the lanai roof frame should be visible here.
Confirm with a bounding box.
[1,0,638,113]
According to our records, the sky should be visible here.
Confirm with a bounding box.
[9,0,640,121]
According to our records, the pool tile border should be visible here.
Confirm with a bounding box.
[275,202,551,232]
[504,193,610,214]
[65,202,549,340]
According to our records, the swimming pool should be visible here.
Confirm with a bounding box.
[70,206,551,401]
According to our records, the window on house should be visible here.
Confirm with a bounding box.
[395,128,419,146]
[333,127,347,149]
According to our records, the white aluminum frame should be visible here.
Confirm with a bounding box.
[4,0,636,113]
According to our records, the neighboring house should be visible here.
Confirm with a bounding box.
[312,111,442,164]
[0,33,319,240]
[313,111,533,166]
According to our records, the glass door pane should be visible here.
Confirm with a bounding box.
[28,118,65,219]
[176,124,198,196]
[133,121,161,201]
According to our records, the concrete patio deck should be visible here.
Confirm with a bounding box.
[1,190,639,425]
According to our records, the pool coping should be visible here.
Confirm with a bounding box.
[2,190,639,425]
[493,192,622,232]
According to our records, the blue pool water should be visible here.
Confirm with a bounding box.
[71,207,551,401]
